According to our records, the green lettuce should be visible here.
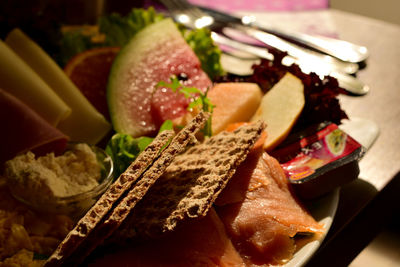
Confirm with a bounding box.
[181,27,224,80]
[105,120,173,178]
[99,7,164,47]
[57,29,100,66]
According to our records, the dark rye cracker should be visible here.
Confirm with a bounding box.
[44,130,175,266]
[47,111,210,266]
[118,121,266,239]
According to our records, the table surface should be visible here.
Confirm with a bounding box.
[332,9,400,191]
[306,9,400,266]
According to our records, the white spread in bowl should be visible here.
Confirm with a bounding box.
[3,143,113,217]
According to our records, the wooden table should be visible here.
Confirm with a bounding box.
[333,9,400,191]
[306,9,400,266]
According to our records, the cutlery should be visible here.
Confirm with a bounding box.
[160,0,359,75]
[198,5,369,63]
[159,0,369,95]
[212,33,369,95]
[226,25,359,75]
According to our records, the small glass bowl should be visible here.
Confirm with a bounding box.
[9,145,114,219]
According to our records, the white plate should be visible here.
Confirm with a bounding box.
[284,188,340,267]
[339,117,379,151]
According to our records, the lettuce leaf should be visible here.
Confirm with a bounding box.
[99,7,164,47]
[181,27,224,80]
[105,120,173,178]
[58,28,101,66]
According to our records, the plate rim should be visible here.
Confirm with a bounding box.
[284,188,340,267]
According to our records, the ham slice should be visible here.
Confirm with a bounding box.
[215,149,324,265]
[91,208,245,267]
[0,88,68,164]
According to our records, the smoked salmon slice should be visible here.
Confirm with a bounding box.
[90,208,245,267]
[215,149,324,265]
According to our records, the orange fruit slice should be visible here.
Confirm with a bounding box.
[64,47,120,119]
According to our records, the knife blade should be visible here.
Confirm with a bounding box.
[198,5,369,63]
[195,8,359,75]
[223,25,359,75]
[212,32,369,95]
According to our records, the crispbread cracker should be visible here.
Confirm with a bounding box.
[59,111,210,266]
[120,121,266,238]
[44,130,175,266]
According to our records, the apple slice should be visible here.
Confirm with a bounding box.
[251,73,304,151]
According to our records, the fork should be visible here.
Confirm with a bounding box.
[160,0,215,29]
[159,0,358,75]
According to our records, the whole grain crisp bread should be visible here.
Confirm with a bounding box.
[49,111,210,266]
[44,129,175,266]
[119,121,266,239]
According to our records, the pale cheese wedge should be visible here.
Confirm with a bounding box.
[5,28,111,144]
[0,40,71,126]
[208,82,263,134]
[251,73,304,151]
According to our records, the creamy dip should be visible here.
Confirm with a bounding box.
[4,144,101,202]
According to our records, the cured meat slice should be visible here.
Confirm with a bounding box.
[90,208,245,267]
[0,88,68,164]
[216,149,324,265]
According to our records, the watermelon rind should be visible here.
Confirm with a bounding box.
[107,19,185,137]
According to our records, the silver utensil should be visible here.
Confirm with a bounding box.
[159,0,369,95]
[226,25,359,75]
[212,33,369,95]
[160,0,358,75]
[198,5,369,63]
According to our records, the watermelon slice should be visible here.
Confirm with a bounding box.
[107,18,212,137]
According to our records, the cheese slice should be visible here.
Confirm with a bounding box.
[5,28,111,144]
[0,40,71,126]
